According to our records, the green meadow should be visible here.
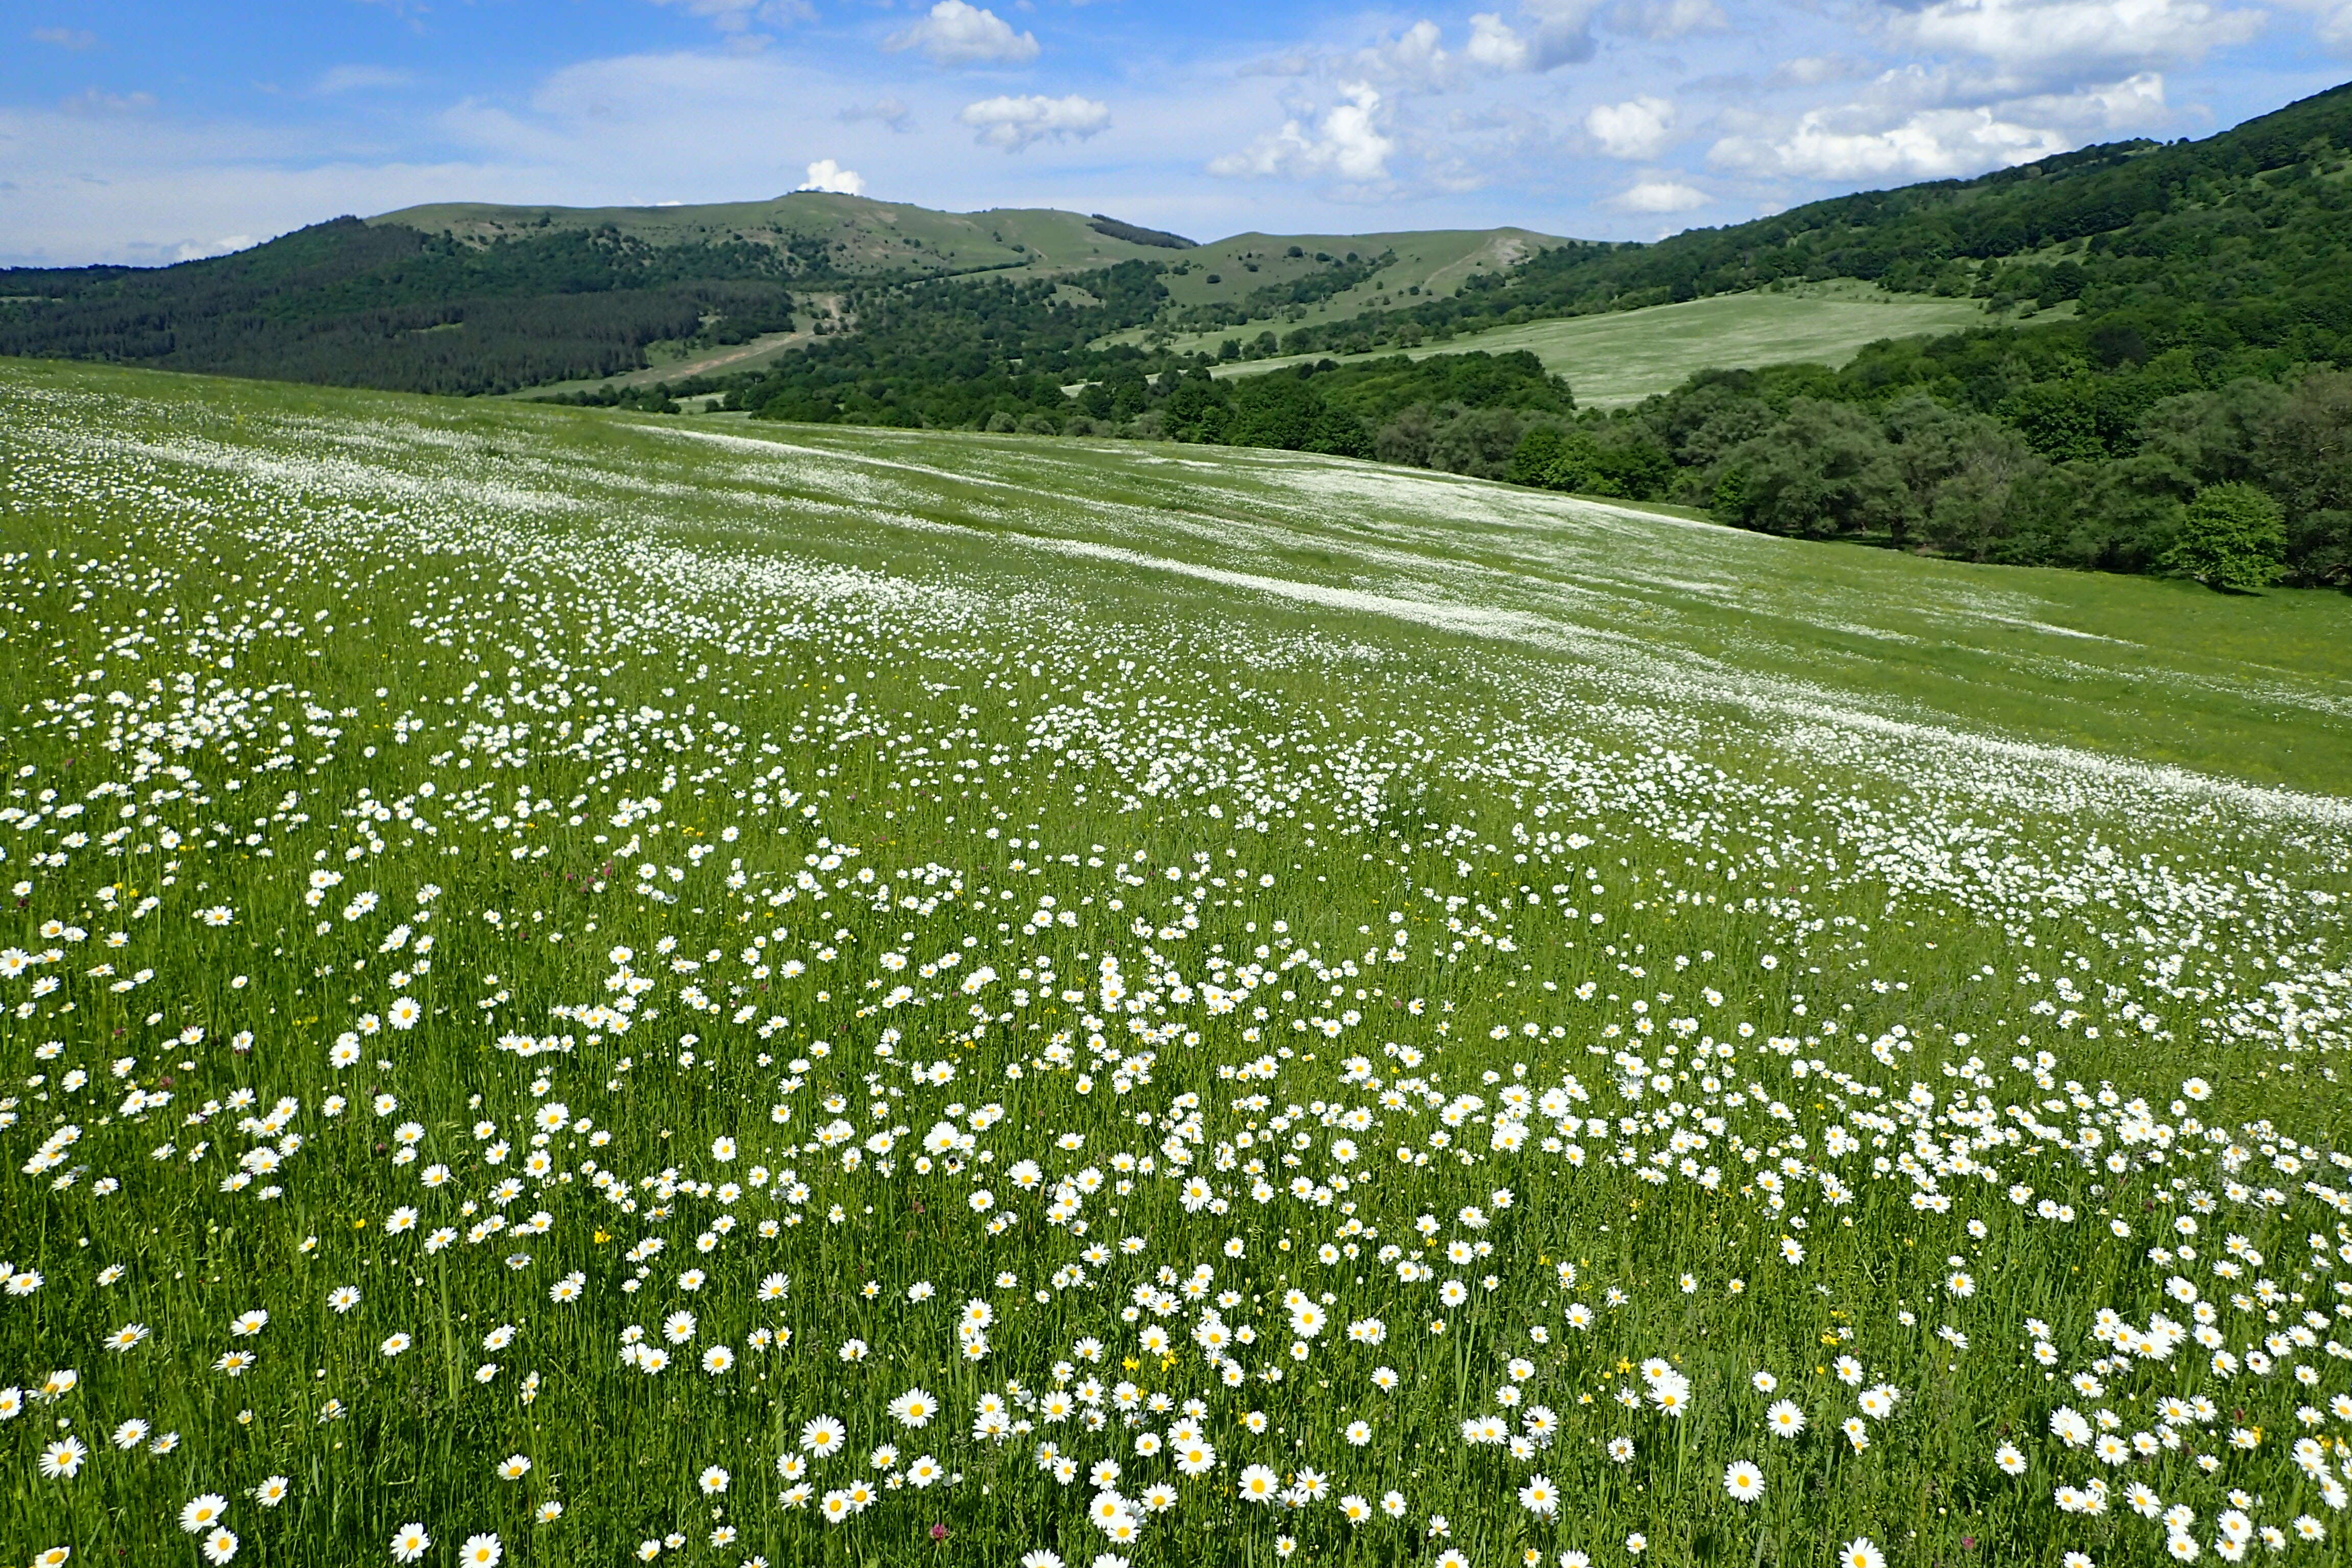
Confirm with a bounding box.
[1209,288,1999,407]
[2,358,2348,1568]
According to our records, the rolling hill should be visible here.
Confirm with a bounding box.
[0,190,1557,397]
[10,352,2352,1565]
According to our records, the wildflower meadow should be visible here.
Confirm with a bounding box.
[4,359,2351,1568]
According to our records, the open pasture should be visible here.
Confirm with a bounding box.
[1203,289,1995,407]
[2,359,2350,1568]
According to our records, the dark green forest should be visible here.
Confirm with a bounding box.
[0,218,837,395]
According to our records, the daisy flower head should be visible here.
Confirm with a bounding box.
[201,1529,238,1565]
[459,1534,503,1567]
[1843,1539,1886,1568]
[38,1437,88,1479]
[1725,1460,1763,1503]
[802,1414,847,1457]
[1766,1400,1806,1438]
[181,1494,231,1533]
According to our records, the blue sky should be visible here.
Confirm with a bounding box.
[4,0,2348,266]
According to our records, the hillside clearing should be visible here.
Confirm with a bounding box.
[1210,289,1998,406]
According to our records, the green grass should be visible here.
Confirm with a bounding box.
[2,358,2350,1568]
[1207,287,1999,407]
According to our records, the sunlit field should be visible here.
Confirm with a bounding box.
[5,358,2352,1568]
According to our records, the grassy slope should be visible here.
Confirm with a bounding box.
[1202,287,1998,406]
[678,409,2352,793]
[6,359,2351,1567]
[23,350,2342,787]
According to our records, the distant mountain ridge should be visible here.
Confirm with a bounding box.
[0,190,1555,395]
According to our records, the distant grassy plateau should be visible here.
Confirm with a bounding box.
[1205,288,1999,407]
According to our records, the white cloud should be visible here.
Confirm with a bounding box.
[30,26,96,49]
[1512,0,1606,68]
[958,94,1111,151]
[1358,20,1459,87]
[1894,0,2262,82]
[2274,0,2352,48]
[1774,55,1871,87]
[1209,82,1395,184]
[1608,177,1709,211]
[1585,95,1677,158]
[885,2,1040,67]
[796,157,866,194]
[1709,101,2075,180]
[1463,13,1537,69]
[1708,62,2173,183]
[315,66,415,95]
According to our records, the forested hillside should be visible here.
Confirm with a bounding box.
[0,218,822,395]
[1262,79,2352,365]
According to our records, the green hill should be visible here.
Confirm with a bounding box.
[6,355,2352,1562]
[373,190,1200,277]
[0,190,1555,397]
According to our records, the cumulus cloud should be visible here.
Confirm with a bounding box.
[796,157,866,194]
[1585,95,1677,158]
[1894,0,2262,83]
[958,93,1110,151]
[1710,101,2072,180]
[1463,13,1538,69]
[1508,0,1607,68]
[1358,19,1460,87]
[1209,82,1395,183]
[886,2,1040,67]
[1707,56,2173,184]
[1608,177,1710,211]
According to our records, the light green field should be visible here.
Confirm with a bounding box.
[1211,288,1998,406]
[4,358,2350,1568]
